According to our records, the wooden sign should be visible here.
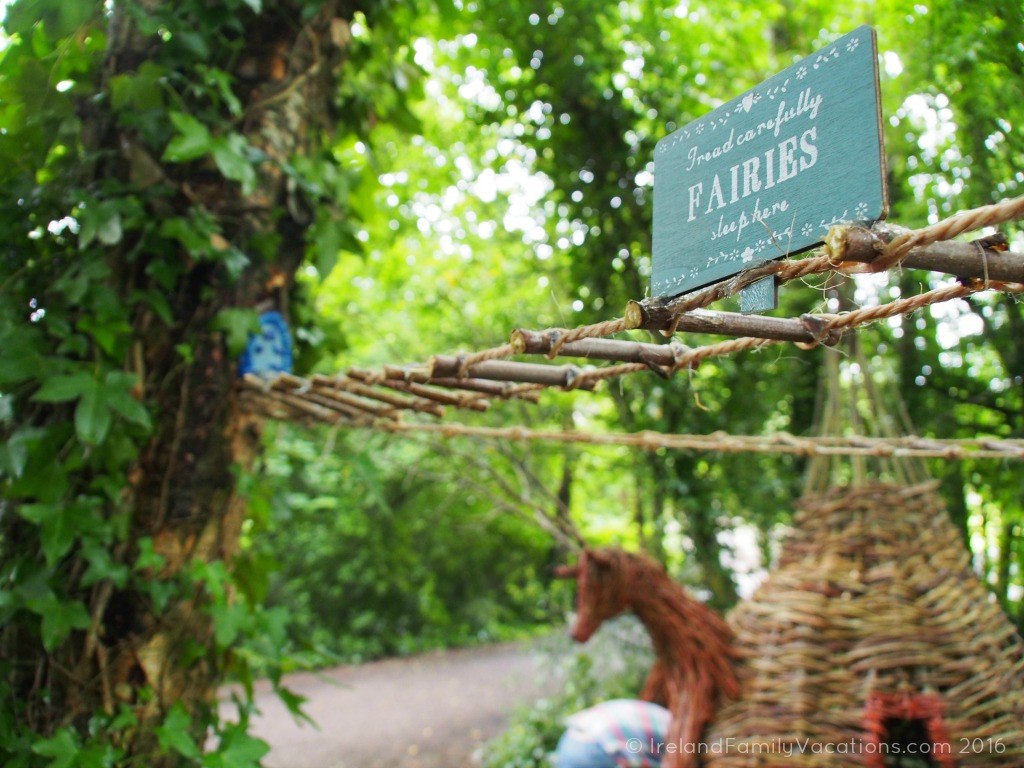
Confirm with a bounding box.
[652,26,887,299]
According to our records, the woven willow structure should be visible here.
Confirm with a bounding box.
[705,482,1024,767]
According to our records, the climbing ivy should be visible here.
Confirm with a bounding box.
[0,0,436,764]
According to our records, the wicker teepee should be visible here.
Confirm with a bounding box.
[705,482,1024,767]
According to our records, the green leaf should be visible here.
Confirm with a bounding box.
[272,685,308,719]
[74,743,125,768]
[197,66,242,116]
[78,201,126,250]
[0,428,42,479]
[175,343,196,364]
[213,603,249,648]
[204,726,269,768]
[0,328,46,386]
[221,247,251,281]
[103,375,152,431]
[33,372,95,403]
[77,316,132,356]
[160,215,213,255]
[132,288,174,325]
[6,0,94,38]
[156,703,201,759]
[41,600,90,651]
[75,385,112,445]
[212,308,261,357]
[110,62,166,113]
[135,537,167,572]
[81,543,130,589]
[211,134,257,195]
[32,728,79,768]
[97,212,123,246]
[107,394,151,430]
[18,503,77,566]
[163,111,214,162]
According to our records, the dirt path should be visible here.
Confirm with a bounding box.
[234,639,564,768]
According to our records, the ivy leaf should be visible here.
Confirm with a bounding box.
[106,394,152,431]
[211,134,257,195]
[104,374,152,431]
[212,308,260,357]
[0,327,46,386]
[131,288,174,325]
[18,503,76,566]
[156,703,201,759]
[212,603,249,649]
[75,385,112,445]
[41,601,91,652]
[272,685,308,719]
[32,372,95,403]
[110,62,166,113]
[80,542,131,589]
[32,728,80,768]
[204,725,269,768]
[96,212,123,246]
[25,591,91,652]
[163,111,214,162]
[77,316,133,356]
[78,201,125,249]
[197,66,242,116]
[135,537,167,572]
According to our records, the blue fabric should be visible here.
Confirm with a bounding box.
[238,310,293,376]
[555,729,616,768]
[554,700,670,768]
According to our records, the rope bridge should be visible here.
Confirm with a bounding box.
[241,195,1024,459]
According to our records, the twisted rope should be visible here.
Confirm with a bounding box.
[547,317,630,357]
[454,343,515,377]
[871,195,1024,272]
[369,421,1024,460]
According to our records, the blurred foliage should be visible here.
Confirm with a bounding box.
[276,0,1024,649]
[254,423,563,662]
[482,618,655,768]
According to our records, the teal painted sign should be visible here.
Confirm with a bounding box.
[652,26,887,298]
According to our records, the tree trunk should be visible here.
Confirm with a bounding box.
[3,0,350,761]
[115,2,345,754]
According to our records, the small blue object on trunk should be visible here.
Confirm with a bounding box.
[652,25,887,300]
[239,310,293,376]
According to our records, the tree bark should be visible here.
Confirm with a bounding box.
[49,0,348,758]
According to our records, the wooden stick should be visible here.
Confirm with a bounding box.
[348,368,491,411]
[428,356,596,389]
[381,364,432,382]
[310,374,445,418]
[256,387,353,424]
[273,372,400,419]
[828,227,1021,281]
[426,377,542,401]
[510,329,695,367]
[623,304,843,345]
[262,375,379,421]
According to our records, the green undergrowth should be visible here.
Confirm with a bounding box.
[481,617,655,768]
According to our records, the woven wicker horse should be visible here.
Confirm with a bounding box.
[555,548,740,768]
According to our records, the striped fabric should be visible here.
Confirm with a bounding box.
[560,699,671,768]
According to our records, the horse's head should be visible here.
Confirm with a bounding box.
[555,547,636,642]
